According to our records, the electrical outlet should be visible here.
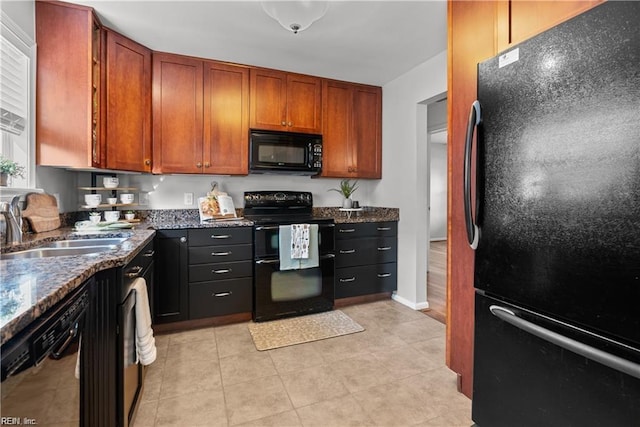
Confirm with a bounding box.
[138,192,149,205]
[184,192,194,206]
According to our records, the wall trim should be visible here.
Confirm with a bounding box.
[392,293,429,310]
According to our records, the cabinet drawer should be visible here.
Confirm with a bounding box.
[335,221,397,239]
[189,244,252,264]
[335,237,397,268]
[123,239,155,279]
[189,260,252,283]
[189,278,252,319]
[335,263,397,298]
[188,227,252,246]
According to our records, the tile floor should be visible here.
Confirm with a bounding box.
[135,300,472,426]
[0,300,472,426]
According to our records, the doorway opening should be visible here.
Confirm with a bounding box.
[424,96,448,324]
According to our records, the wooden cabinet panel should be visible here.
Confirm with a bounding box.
[203,61,249,174]
[154,229,189,324]
[152,53,203,174]
[497,0,604,51]
[105,30,152,172]
[447,0,603,398]
[321,80,382,178]
[250,68,322,134]
[36,1,102,168]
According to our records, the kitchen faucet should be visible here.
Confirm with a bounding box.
[1,195,23,244]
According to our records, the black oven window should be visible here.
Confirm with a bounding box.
[271,269,322,302]
[258,144,305,164]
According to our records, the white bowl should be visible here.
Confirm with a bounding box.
[103,177,119,188]
[124,213,135,221]
[84,194,102,207]
[89,214,101,224]
[120,193,134,204]
[107,197,118,205]
[104,211,120,222]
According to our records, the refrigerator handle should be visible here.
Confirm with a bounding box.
[464,100,481,249]
[489,305,640,380]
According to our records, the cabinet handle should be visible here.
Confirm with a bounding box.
[339,277,356,283]
[125,265,143,278]
[212,269,232,274]
[377,227,391,231]
[196,162,202,168]
[377,273,392,278]
[211,251,232,256]
[339,228,356,233]
[143,250,155,257]
[211,234,230,239]
[144,159,151,166]
[288,122,293,126]
[339,249,356,254]
[377,247,392,251]
[204,162,210,168]
[213,291,232,297]
[180,237,187,243]
[281,121,286,126]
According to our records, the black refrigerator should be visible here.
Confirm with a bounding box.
[465,2,640,426]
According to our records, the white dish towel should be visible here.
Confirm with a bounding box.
[133,277,157,366]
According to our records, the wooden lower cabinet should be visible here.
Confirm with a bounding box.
[153,229,189,324]
[447,0,604,398]
[334,221,397,299]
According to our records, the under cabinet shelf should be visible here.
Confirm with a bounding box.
[78,187,138,191]
[81,203,138,209]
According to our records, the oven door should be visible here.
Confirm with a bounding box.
[254,223,335,258]
[253,254,335,322]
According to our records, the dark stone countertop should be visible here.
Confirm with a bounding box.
[1,206,398,345]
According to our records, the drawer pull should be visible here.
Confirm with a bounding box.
[339,228,356,233]
[377,273,392,278]
[339,277,356,283]
[212,269,232,274]
[377,227,391,231]
[339,249,356,254]
[377,247,392,251]
[211,251,232,256]
[211,234,230,239]
[125,265,143,278]
[143,250,155,257]
[213,291,232,297]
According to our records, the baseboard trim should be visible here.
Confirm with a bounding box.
[392,293,429,310]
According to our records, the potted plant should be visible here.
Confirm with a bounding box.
[88,211,101,224]
[328,179,358,208]
[0,156,26,186]
[124,210,136,221]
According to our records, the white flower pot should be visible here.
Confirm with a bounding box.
[342,198,353,209]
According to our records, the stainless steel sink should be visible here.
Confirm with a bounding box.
[43,238,128,248]
[1,245,119,260]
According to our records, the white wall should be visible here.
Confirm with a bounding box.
[372,50,447,309]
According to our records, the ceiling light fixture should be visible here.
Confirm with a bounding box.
[261,1,329,34]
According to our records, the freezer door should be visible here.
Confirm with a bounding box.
[474,1,640,348]
[473,292,640,427]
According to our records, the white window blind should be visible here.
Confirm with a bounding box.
[0,34,28,135]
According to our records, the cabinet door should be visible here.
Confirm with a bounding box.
[105,30,152,172]
[35,1,102,168]
[152,53,203,173]
[351,85,382,178]
[497,1,604,51]
[203,61,249,175]
[321,80,354,177]
[154,230,189,323]
[249,68,288,131]
[286,73,322,134]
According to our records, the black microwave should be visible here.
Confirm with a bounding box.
[249,130,322,175]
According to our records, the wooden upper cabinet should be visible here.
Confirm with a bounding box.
[152,52,249,175]
[203,61,250,175]
[447,0,605,399]
[152,53,204,174]
[36,0,103,168]
[321,80,381,178]
[105,30,152,172]
[497,0,604,51]
[250,68,322,134]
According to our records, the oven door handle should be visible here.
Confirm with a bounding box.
[255,253,335,264]
[255,224,335,231]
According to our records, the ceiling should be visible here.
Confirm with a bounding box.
[71,0,448,86]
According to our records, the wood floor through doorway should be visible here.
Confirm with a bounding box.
[422,240,447,324]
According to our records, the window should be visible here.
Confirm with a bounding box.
[1,12,35,190]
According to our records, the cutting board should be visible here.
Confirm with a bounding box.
[22,192,61,232]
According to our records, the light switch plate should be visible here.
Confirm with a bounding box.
[184,192,194,206]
